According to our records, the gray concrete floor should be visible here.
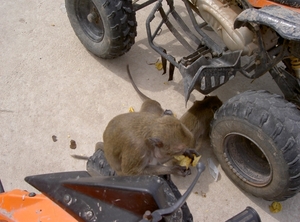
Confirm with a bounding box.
[1,0,299,221]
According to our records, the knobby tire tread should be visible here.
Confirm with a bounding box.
[66,0,137,59]
[101,0,137,59]
[212,90,300,200]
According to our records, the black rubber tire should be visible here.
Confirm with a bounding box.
[65,0,137,59]
[86,148,117,176]
[211,90,300,201]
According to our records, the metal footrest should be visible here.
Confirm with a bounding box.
[179,50,242,103]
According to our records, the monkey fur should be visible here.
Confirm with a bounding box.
[180,96,222,150]
[103,112,198,176]
[71,142,104,160]
[127,65,172,116]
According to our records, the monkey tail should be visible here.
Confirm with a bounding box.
[71,154,89,160]
[127,65,151,101]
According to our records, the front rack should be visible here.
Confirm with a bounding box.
[144,0,242,103]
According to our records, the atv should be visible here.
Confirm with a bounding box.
[0,153,262,221]
[65,0,300,201]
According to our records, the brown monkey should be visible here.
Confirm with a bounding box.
[71,142,104,160]
[180,96,222,150]
[127,65,172,116]
[103,112,197,176]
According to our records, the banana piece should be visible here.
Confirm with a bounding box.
[174,154,201,169]
[155,61,163,70]
[269,202,282,213]
[192,154,201,167]
[129,107,135,112]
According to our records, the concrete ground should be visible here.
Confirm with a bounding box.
[1,0,299,221]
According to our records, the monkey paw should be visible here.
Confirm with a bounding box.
[183,149,200,161]
[173,165,191,177]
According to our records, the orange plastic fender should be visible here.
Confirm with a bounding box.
[0,189,76,222]
[248,0,300,12]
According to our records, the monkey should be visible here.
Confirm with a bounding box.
[103,111,198,176]
[71,142,104,160]
[179,96,223,150]
[127,65,173,116]
[71,154,89,160]
[71,63,174,164]
[71,142,118,177]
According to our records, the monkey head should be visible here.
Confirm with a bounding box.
[147,115,195,164]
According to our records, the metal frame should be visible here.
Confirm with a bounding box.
[145,0,243,103]
[141,0,300,105]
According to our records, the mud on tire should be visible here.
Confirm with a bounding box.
[211,90,300,201]
[65,0,137,59]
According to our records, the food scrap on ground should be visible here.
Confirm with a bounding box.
[269,202,282,213]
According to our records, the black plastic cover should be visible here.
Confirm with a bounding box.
[25,172,180,222]
[234,5,300,41]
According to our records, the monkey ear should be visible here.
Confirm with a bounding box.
[148,138,164,148]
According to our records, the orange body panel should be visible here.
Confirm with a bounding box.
[248,0,300,12]
[0,189,76,222]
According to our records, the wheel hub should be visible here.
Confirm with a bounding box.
[223,133,272,187]
[87,12,97,23]
[76,0,104,42]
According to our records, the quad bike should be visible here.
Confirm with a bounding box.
[65,0,300,201]
[0,151,261,222]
